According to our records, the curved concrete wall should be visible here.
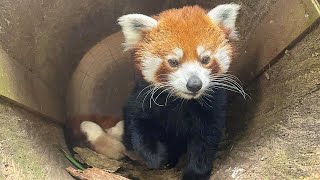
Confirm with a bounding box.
[67,32,134,118]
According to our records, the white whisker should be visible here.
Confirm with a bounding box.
[142,88,154,111]
[208,73,248,99]
[151,86,163,107]
[136,84,153,99]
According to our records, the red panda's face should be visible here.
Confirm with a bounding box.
[119,4,241,100]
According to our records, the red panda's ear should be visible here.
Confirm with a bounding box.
[207,4,241,40]
[118,14,158,50]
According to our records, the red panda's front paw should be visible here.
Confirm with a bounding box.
[142,142,167,169]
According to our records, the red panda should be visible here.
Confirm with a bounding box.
[74,4,244,179]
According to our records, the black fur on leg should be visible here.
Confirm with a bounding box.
[126,112,167,169]
[181,133,222,180]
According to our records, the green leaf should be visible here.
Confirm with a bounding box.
[60,147,85,170]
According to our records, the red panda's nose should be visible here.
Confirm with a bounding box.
[186,75,202,93]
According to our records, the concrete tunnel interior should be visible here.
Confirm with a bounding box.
[0,0,319,179]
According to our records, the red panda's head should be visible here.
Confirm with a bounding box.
[118,4,241,100]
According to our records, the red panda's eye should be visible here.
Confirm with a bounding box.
[168,58,179,67]
[201,56,211,65]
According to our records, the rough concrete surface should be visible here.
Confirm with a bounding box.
[211,25,320,179]
[0,98,72,180]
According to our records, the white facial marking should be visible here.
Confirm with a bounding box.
[173,48,183,59]
[197,46,213,59]
[141,53,162,82]
[197,46,213,64]
[207,4,241,39]
[166,55,179,62]
[169,62,210,99]
[118,14,158,50]
[214,47,231,72]
[166,48,183,62]
[197,46,205,56]
[80,121,104,143]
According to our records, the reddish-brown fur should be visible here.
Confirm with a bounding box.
[208,60,220,73]
[134,6,233,83]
